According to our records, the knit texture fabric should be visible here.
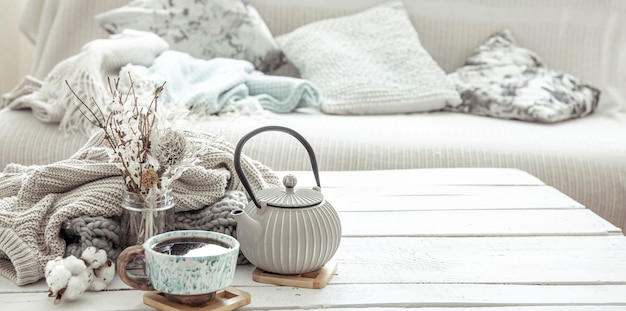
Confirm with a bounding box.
[63,190,249,264]
[0,130,279,285]
[275,1,461,115]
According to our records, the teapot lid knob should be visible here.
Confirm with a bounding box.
[283,174,297,189]
[255,173,323,208]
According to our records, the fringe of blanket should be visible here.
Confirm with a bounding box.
[63,190,250,264]
[0,59,107,136]
[51,66,110,136]
[2,29,170,136]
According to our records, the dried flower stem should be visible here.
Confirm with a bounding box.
[67,75,166,194]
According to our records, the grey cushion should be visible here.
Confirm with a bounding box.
[95,0,284,72]
[446,29,600,123]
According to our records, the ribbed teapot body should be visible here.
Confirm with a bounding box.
[232,125,342,274]
[238,202,341,275]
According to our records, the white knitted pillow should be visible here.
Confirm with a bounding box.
[275,1,461,115]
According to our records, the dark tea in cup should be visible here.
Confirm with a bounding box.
[151,237,232,257]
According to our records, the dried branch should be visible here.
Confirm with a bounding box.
[65,80,106,129]
[67,74,168,195]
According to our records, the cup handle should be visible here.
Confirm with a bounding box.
[117,245,154,291]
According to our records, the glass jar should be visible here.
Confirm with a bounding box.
[120,190,176,249]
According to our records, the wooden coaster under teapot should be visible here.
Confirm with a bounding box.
[252,258,338,289]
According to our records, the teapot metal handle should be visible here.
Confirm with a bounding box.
[234,126,321,209]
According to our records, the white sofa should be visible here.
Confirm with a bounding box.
[1,0,626,231]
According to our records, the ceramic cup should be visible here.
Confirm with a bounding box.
[117,230,239,305]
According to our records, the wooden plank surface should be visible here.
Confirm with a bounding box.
[304,170,585,211]
[1,168,625,310]
[340,209,621,236]
[312,168,546,187]
[331,236,626,285]
[326,186,585,211]
[3,284,626,310]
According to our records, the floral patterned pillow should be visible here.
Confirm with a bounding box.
[95,0,284,72]
[446,29,600,123]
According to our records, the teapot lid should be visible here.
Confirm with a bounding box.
[256,174,324,208]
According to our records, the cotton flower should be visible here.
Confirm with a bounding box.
[62,255,87,275]
[81,246,107,268]
[45,248,115,304]
[46,264,72,299]
[63,272,90,301]
[45,257,64,278]
[88,261,116,291]
[81,246,116,291]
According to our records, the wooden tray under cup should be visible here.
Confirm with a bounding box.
[143,286,250,311]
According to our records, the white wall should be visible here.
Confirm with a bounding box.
[0,0,34,95]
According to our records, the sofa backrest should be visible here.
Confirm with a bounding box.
[251,0,626,112]
[18,0,626,113]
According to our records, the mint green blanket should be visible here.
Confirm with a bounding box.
[124,50,321,116]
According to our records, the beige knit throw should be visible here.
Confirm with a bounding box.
[0,130,279,286]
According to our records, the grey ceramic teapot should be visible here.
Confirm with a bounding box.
[231,126,341,275]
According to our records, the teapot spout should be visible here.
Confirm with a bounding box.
[230,209,263,244]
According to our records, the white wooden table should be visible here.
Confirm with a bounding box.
[2,168,626,310]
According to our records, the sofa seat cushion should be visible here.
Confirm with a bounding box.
[3,108,624,231]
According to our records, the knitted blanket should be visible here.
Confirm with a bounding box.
[62,190,249,263]
[123,50,321,116]
[0,130,279,286]
[2,31,320,136]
